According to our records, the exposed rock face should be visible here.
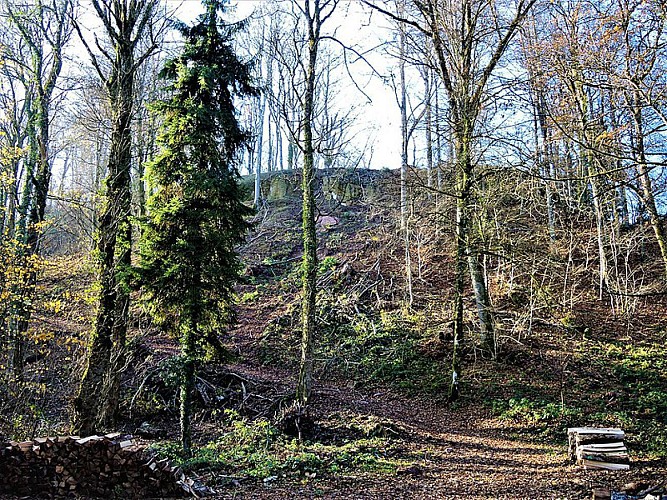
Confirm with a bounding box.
[0,434,210,498]
[244,168,396,203]
[321,175,363,204]
[268,174,299,200]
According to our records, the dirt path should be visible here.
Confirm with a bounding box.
[205,360,664,500]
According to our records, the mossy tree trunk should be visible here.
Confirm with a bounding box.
[296,0,322,409]
[75,44,134,433]
[5,0,71,379]
[180,310,197,457]
[73,0,158,435]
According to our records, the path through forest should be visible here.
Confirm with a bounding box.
[212,311,666,500]
[217,359,664,499]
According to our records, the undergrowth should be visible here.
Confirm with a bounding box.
[260,291,447,393]
[488,339,667,457]
[149,410,402,486]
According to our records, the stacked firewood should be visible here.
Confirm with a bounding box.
[568,427,629,471]
[0,434,211,497]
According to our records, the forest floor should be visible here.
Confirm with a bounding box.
[4,169,667,498]
[209,387,665,499]
[198,339,667,499]
[193,291,666,499]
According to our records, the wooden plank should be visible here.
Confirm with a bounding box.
[568,427,624,434]
[575,431,625,440]
[568,427,626,462]
[580,459,630,471]
[75,436,101,445]
[577,446,629,457]
[579,444,627,453]
[577,436,626,447]
[579,441,626,449]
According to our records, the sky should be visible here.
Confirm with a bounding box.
[71,0,409,171]
[165,0,404,171]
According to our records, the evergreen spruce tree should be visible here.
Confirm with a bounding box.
[139,0,255,455]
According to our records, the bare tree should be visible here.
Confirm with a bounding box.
[364,0,537,398]
[0,0,74,378]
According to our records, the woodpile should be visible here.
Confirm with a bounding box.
[0,434,212,497]
[568,427,629,471]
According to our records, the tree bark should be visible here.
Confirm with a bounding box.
[630,90,667,278]
[398,14,412,305]
[180,315,196,457]
[73,0,156,434]
[296,0,322,408]
[254,89,265,207]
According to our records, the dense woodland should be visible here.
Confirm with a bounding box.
[1,0,667,497]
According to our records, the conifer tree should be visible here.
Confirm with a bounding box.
[138,0,255,455]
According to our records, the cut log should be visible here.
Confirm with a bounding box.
[591,488,611,500]
[0,434,213,497]
[567,427,627,464]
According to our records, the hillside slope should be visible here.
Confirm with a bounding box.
[221,168,667,497]
[4,168,667,498]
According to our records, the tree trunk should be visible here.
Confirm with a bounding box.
[254,93,265,208]
[266,58,274,174]
[434,81,442,190]
[180,320,196,457]
[398,19,412,304]
[296,0,321,408]
[588,161,609,299]
[277,123,283,171]
[468,251,493,352]
[399,21,408,231]
[424,68,433,191]
[535,91,557,241]
[630,91,667,277]
[450,179,467,402]
[287,141,295,171]
[74,31,136,434]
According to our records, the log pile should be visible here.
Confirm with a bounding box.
[568,427,630,471]
[0,434,212,497]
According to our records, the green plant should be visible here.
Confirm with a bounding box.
[259,296,447,393]
[239,289,260,303]
[502,397,579,423]
[149,411,402,482]
[137,1,256,453]
[318,256,338,274]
